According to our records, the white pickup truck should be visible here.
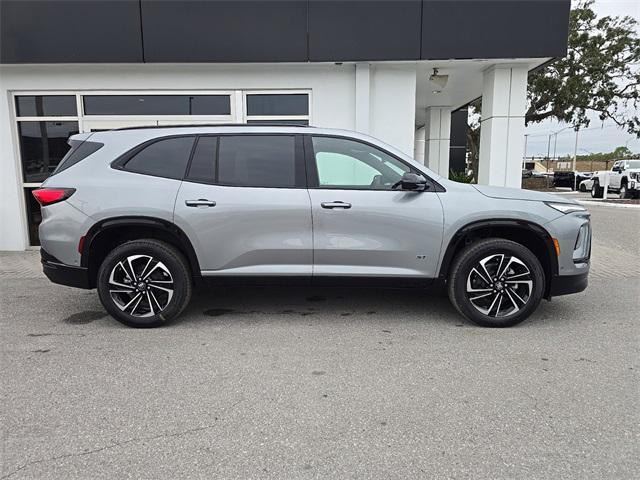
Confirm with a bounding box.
[591,159,640,199]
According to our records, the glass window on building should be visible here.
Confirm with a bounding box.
[83,95,231,116]
[18,121,79,183]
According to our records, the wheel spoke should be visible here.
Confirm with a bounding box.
[120,292,142,311]
[129,294,144,315]
[503,288,520,313]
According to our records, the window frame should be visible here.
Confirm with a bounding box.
[304,134,444,192]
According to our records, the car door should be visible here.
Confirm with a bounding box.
[306,135,444,278]
[610,161,622,189]
[173,134,313,276]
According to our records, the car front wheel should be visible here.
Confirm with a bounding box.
[97,239,192,328]
[591,181,603,198]
[447,238,545,327]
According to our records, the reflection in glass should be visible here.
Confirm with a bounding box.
[16,96,77,117]
[18,121,79,183]
[246,94,309,116]
[24,188,41,246]
[83,95,231,115]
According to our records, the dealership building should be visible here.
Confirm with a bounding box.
[0,0,570,251]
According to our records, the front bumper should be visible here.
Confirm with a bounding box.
[548,271,589,297]
[41,249,91,289]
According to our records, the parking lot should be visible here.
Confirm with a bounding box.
[1,201,638,479]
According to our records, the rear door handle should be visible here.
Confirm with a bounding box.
[321,201,351,209]
[185,199,216,207]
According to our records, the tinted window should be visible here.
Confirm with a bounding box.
[54,140,104,175]
[186,136,217,184]
[83,95,231,115]
[18,121,79,183]
[218,135,297,188]
[312,136,409,189]
[246,94,308,116]
[16,96,77,117]
[124,136,195,180]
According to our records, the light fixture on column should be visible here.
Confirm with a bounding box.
[429,68,449,93]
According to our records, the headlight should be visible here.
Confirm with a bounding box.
[630,172,639,180]
[545,202,587,214]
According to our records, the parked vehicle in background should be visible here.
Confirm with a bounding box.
[34,125,591,329]
[591,160,640,198]
[579,177,594,192]
[552,171,592,190]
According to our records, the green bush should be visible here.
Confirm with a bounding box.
[449,170,475,183]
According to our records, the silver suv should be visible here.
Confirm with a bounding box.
[35,125,591,328]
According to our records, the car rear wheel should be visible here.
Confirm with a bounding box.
[579,183,586,192]
[447,238,545,328]
[97,239,192,328]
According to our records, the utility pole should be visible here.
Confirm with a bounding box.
[572,127,579,190]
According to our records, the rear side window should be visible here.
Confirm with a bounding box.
[186,136,217,184]
[217,135,298,188]
[53,139,104,175]
[124,136,195,180]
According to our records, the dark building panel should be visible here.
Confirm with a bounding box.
[422,0,570,59]
[449,108,468,174]
[308,0,422,61]
[141,0,307,62]
[0,0,142,63]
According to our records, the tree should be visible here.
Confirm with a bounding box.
[527,0,640,134]
[466,0,639,181]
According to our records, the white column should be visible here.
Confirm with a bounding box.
[423,107,452,177]
[414,126,426,164]
[0,76,29,250]
[478,64,528,187]
[354,63,370,134]
[369,65,417,156]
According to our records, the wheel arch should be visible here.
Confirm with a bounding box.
[81,216,201,288]
[438,219,558,298]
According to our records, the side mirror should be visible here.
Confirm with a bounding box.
[395,172,428,191]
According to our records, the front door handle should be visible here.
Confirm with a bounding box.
[321,201,351,209]
[185,199,216,207]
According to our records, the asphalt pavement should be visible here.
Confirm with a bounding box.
[1,201,638,479]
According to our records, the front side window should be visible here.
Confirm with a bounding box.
[311,136,409,189]
[124,136,195,180]
[217,135,298,188]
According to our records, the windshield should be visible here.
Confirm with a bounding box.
[626,160,640,169]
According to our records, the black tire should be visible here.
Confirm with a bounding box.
[591,180,603,198]
[619,182,630,199]
[97,239,192,328]
[447,238,545,328]
[579,183,586,192]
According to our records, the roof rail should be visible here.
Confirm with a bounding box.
[112,123,311,131]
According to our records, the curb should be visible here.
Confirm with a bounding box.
[577,200,640,210]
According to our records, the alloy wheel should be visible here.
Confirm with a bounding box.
[108,254,174,317]
[465,254,533,317]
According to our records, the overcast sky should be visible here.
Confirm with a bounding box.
[523,0,640,158]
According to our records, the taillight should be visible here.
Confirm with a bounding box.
[32,188,76,206]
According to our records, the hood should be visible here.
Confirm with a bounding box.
[472,184,578,204]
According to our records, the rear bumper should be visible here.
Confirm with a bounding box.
[41,249,91,289]
[548,271,588,297]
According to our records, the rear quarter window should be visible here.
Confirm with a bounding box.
[52,139,104,175]
[123,136,195,180]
